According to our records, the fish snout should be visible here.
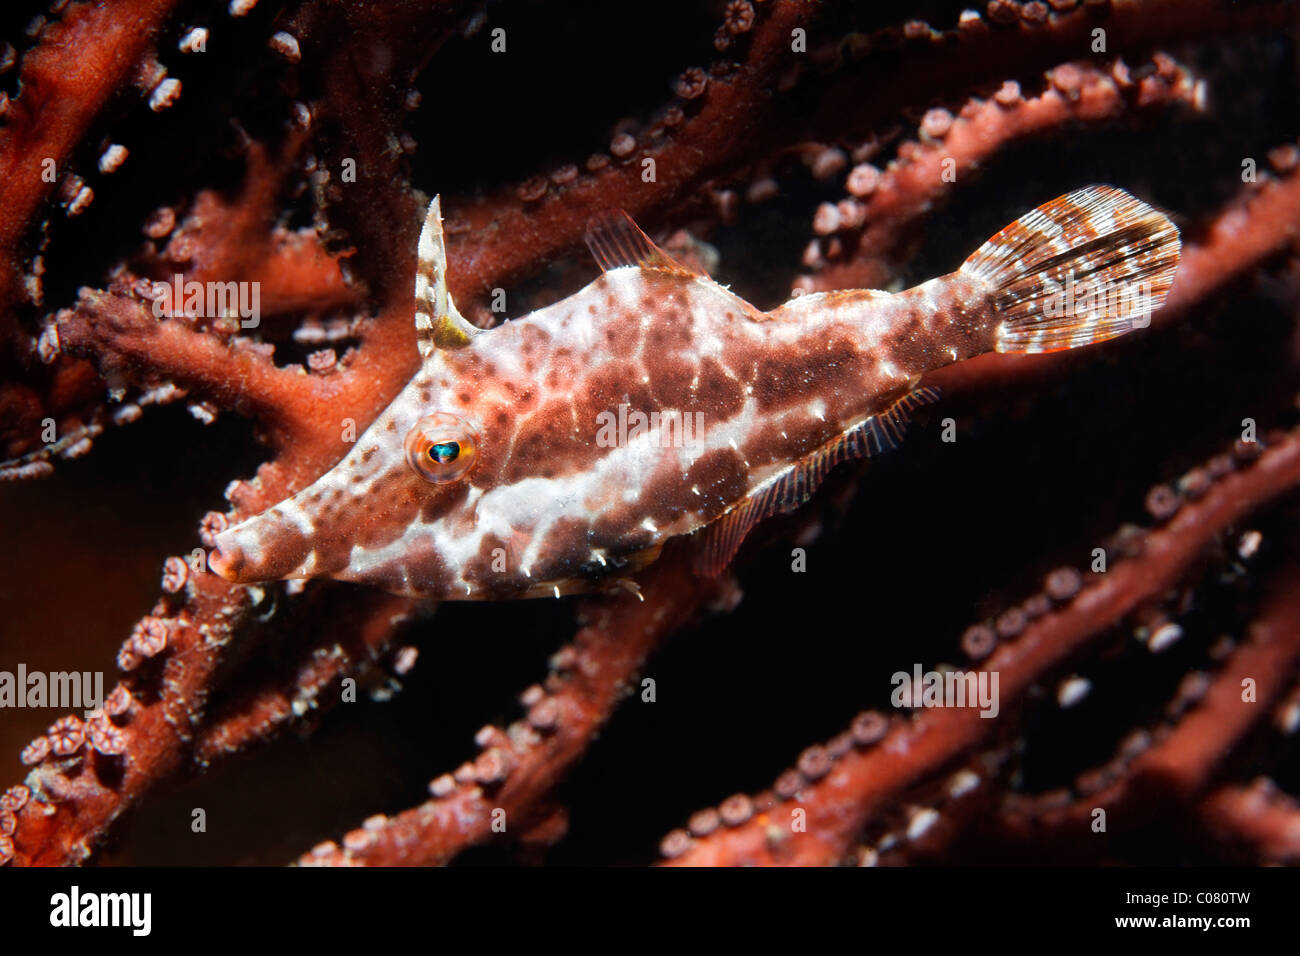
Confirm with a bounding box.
[208,510,314,583]
[207,536,247,582]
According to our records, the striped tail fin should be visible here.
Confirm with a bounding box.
[960,185,1181,354]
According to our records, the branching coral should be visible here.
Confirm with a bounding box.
[1,0,1299,866]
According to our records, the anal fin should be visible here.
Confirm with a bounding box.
[694,387,939,576]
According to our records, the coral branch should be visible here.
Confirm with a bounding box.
[0,0,181,341]
[801,55,1206,292]
[663,427,1300,865]
[300,546,724,866]
[1198,780,1300,865]
[1,0,1297,868]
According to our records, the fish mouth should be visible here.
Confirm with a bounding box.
[208,511,314,584]
[207,537,249,582]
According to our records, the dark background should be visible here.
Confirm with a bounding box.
[1,0,1297,864]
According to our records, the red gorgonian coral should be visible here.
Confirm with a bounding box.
[1,0,1299,867]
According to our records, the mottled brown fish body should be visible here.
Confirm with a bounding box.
[210,186,1180,598]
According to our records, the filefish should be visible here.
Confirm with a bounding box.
[208,185,1181,598]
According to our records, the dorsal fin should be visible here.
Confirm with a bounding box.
[695,387,940,576]
[584,210,704,278]
[414,196,483,359]
[586,210,771,322]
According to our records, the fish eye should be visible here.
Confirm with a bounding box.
[404,412,481,483]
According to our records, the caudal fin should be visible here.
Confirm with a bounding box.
[959,185,1180,354]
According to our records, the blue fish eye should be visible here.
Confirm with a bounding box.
[429,441,460,463]
[405,412,480,484]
